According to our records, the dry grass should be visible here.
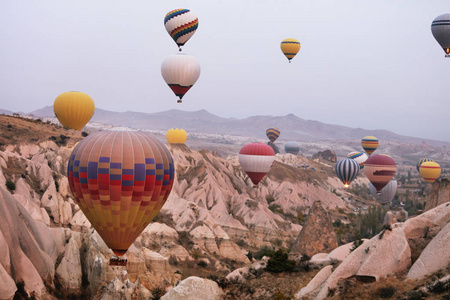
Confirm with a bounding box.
[0,115,84,148]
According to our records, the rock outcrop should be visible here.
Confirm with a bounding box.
[312,150,337,163]
[290,201,338,258]
[425,178,450,211]
[161,276,224,300]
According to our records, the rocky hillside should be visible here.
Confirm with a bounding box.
[0,115,371,299]
[1,115,449,299]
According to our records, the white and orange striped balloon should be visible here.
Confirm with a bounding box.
[239,143,275,186]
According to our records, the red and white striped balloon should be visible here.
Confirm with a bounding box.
[239,143,275,186]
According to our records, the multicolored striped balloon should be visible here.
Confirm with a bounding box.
[416,158,434,173]
[369,179,397,205]
[431,14,450,57]
[266,127,281,142]
[161,53,201,103]
[239,143,275,186]
[335,158,360,188]
[280,38,301,63]
[68,131,175,256]
[164,9,198,51]
[419,161,441,183]
[347,151,369,169]
[364,154,396,193]
[361,136,379,156]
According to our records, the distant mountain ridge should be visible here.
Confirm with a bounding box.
[28,106,450,147]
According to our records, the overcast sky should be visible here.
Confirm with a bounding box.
[1,1,449,141]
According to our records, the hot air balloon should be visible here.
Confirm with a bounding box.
[361,136,379,156]
[53,91,95,130]
[166,128,187,144]
[280,38,301,63]
[266,127,280,143]
[284,141,300,155]
[347,151,369,169]
[431,14,450,57]
[239,143,275,186]
[161,53,201,103]
[369,179,397,205]
[67,131,174,260]
[416,158,434,173]
[335,158,360,188]
[419,161,441,183]
[164,9,198,51]
[364,154,397,193]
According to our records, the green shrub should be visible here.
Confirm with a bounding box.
[265,194,275,204]
[378,286,396,298]
[266,249,295,273]
[254,246,275,259]
[81,131,89,137]
[6,180,15,191]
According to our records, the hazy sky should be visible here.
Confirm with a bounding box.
[1,1,449,141]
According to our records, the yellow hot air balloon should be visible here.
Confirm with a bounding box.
[166,128,187,144]
[280,38,301,63]
[419,161,441,183]
[53,92,95,130]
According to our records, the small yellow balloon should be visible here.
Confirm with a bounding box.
[166,128,187,144]
[419,161,441,183]
[53,92,95,130]
[280,38,301,62]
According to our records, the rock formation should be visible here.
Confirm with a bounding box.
[290,201,338,259]
[161,276,224,300]
[312,150,337,163]
[425,178,450,211]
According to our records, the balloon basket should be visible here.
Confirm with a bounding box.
[110,257,127,266]
[446,54,450,58]
[177,100,182,103]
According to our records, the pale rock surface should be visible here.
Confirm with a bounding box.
[403,202,450,239]
[0,263,16,300]
[19,144,41,159]
[310,240,366,266]
[309,224,411,300]
[0,187,56,298]
[161,276,224,300]
[383,211,397,226]
[70,210,91,232]
[407,221,450,280]
[218,238,250,263]
[99,275,151,300]
[226,257,269,283]
[55,233,83,295]
[295,265,333,299]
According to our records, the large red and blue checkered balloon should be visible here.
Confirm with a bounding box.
[67,131,174,256]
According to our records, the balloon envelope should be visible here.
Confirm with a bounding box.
[68,131,175,256]
[369,179,397,204]
[419,161,441,183]
[166,128,187,144]
[335,158,360,188]
[161,53,201,103]
[361,136,379,156]
[347,151,369,169]
[53,91,95,130]
[431,14,450,57]
[239,143,275,186]
[416,158,434,173]
[164,9,198,50]
[284,141,300,155]
[364,154,397,193]
[280,38,301,62]
[266,127,280,142]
